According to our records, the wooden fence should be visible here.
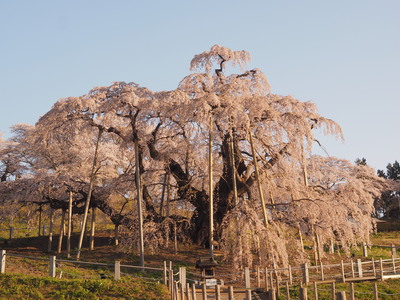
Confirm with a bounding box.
[3,249,400,299]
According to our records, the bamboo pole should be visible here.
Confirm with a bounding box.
[209,115,214,259]
[76,129,102,260]
[248,128,268,228]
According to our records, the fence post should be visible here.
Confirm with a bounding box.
[163,261,167,285]
[300,286,308,300]
[245,267,251,289]
[379,258,384,281]
[192,283,197,300]
[114,260,121,280]
[336,291,346,300]
[228,286,234,300]
[357,259,363,278]
[215,285,221,300]
[202,283,207,300]
[362,242,368,257]
[320,261,324,281]
[286,281,290,300]
[245,289,252,300]
[341,260,346,282]
[186,283,190,300]
[9,226,14,239]
[392,244,397,258]
[372,257,376,277]
[313,281,318,300]
[373,282,378,300]
[351,260,355,278]
[349,283,354,300]
[302,263,309,284]
[49,255,56,277]
[269,288,276,300]
[0,250,5,274]
[179,267,187,290]
[256,266,261,287]
[180,283,184,300]
[331,282,336,300]
[288,265,293,285]
[169,269,174,293]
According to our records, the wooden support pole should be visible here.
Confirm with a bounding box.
[379,258,384,281]
[392,255,396,273]
[134,137,145,267]
[114,260,121,280]
[9,226,14,239]
[229,120,238,206]
[0,250,5,274]
[76,129,102,260]
[245,267,251,289]
[208,115,214,260]
[392,244,397,258]
[298,225,304,252]
[249,128,268,228]
[67,190,73,258]
[331,282,336,300]
[57,210,66,254]
[49,255,56,278]
[114,224,119,246]
[257,266,261,287]
[47,209,54,252]
[89,207,96,250]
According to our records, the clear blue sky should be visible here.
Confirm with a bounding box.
[1,0,399,171]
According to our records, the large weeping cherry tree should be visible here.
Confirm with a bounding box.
[0,45,385,269]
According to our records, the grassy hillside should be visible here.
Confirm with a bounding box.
[0,273,169,300]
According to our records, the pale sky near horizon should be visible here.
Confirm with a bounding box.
[0,0,399,172]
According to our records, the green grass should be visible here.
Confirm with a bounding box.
[0,273,169,300]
